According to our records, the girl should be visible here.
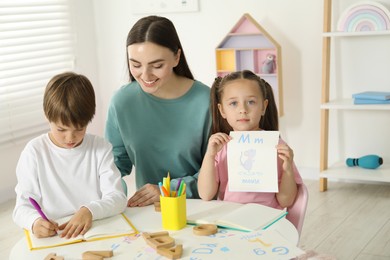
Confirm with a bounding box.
[198,70,302,209]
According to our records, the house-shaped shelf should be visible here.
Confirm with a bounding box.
[216,13,283,116]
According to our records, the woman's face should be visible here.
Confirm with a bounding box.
[127,42,180,97]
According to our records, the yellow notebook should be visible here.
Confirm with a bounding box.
[24,213,138,250]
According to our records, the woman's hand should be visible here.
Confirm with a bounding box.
[127,183,160,207]
[59,207,92,239]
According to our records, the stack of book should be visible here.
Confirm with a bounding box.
[352,91,390,104]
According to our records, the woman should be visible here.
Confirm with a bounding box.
[105,16,211,207]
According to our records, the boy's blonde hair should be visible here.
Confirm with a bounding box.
[43,72,96,127]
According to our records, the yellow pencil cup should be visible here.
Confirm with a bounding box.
[160,194,187,230]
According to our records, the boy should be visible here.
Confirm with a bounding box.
[13,72,127,239]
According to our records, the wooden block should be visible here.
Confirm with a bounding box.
[44,253,64,260]
[142,231,169,240]
[44,253,56,260]
[142,231,175,249]
[157,244,183,259]
[154,201,161,212]
[145,235,175,249]
[193,224,218,236]
[84,251,113,257]
[82,252,103,260]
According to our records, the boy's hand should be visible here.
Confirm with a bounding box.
[127,183,160,207]
[32,218,58,238]
[59,207,92,239]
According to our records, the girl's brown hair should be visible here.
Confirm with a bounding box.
[210,70,278,135]
[43,72,96,128]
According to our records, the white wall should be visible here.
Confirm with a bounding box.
[0,0,325,203]
[0,0,101,202]
[91,0,324,173]
[2,0,389,203]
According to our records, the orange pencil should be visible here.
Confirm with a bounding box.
[161,185,170,197]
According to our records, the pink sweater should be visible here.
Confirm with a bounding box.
[214,138,302,209]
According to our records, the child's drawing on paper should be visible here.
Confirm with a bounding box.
[228,131,280,192]
[240,149,256,171]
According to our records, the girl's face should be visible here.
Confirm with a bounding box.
[127,42,180,97]
[218,79,268,131]
[48,121,86,149]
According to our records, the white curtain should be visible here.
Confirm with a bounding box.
[0,0,75,147]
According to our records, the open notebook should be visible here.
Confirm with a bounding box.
[24,213,138,250]
[186,199,287,232]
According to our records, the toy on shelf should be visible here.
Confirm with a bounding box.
[346,154,383,169]
[337,2,390,32]
[261,53,276,74]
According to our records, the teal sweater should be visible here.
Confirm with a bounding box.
[105,80,211,198]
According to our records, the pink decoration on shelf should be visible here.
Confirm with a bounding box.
[337,1,390,32]
[231,17,261,34]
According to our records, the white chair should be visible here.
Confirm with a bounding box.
[286,183,309,237]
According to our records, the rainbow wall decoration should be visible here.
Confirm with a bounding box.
[337,1,390,32]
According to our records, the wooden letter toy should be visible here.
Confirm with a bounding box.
[157,244,183,260]
[154,201,161,212]
[142,231,183,259]
[82,250,113,260]
[142,231,175,249]
[193,224,218,236]
[44,253,64,260]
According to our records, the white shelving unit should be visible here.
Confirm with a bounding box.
[319,0,390,191]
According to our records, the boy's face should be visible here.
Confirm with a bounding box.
[48,121,87,149]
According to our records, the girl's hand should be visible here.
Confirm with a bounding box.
[32,218,58,238]
[206,133,232,157]
[276,143,294,173]
[59,207,92,239]
[127,183,160,207]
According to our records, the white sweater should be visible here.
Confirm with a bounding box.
[13,133,127,231]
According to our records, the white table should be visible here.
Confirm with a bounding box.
[10,199,299,259]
